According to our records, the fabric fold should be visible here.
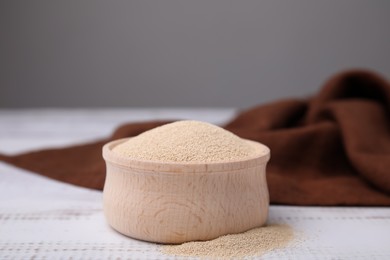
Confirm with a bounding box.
[1,70,390,205]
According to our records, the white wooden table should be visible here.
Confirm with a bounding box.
[1,109,390,259]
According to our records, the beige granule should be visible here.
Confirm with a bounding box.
[161,224,295,259]
[113,120,256,162]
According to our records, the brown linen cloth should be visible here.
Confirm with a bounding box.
[1,70,390,206]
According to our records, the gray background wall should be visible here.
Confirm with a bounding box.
[1,0,389,108]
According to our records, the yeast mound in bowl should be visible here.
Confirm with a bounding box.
[102,121,270,244]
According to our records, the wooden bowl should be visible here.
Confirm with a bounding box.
[102,138,270,244]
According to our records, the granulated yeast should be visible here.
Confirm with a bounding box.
[113,120,256,162]
[161,224,295,258]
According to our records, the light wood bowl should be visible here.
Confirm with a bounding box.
[102,138,270,244]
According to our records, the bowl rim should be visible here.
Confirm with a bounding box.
[102,138,270,173]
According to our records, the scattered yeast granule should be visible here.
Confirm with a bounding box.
[161,224,295,259]
[113,120,257,162]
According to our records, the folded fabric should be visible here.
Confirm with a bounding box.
[1,70,390,206]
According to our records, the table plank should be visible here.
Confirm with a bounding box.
[1,109,389,259]
[2,163,390,259]
[0,108,236,154]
